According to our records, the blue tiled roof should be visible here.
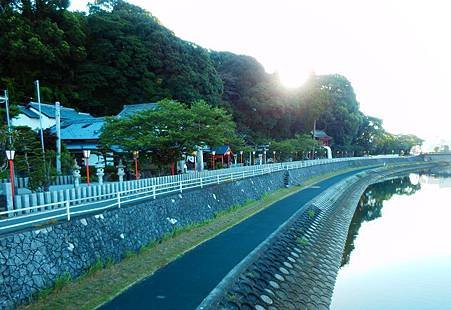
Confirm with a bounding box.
[211,145,231,155]
[17,106,39,119]
[312,130,331,139]
[50,118,104,140]
[117,103,158,118]
[28,102,94,120]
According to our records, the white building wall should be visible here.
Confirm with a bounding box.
[12,112,55,131]
[28,107,56,129]
[11,114,41,130]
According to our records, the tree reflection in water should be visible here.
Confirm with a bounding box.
[341,176,422,267]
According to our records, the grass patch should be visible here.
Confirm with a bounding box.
[20,165,373,310]
[307,209,315,218]
[296,237,309,246]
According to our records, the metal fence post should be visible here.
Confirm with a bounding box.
[179,181,183,193]
[117,192,121,208]
[153,185,156,199]
[200,177,203,188]
[66,200,70,221]
[231,173,233,181]
[217,175,220,184]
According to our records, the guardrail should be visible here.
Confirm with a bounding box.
[0,156,408,233]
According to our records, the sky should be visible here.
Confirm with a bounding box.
[70,0,451,146]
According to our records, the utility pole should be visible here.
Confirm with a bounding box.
[312,120,316,159]
[34,80,45,154]
[55,101,62,174]
[1,90,12,146]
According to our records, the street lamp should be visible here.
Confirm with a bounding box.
[252,151,256,165]
[212,150,216,169]
[5,150,15,205]
[273,150,276,162]
[240,150,243,164]
[83,149,91,186]
[133,150,139,180]
[263,150,267,164]
[226,150,231,167]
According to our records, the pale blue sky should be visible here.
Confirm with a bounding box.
[71,0,451,147]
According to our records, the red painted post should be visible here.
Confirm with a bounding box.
[133,150,140,179]
[86,159,90,186]
[9,159,15,203]
[134,158,139,180]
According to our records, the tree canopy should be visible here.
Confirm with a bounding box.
[100,99,240,165]
[0,0,423,156]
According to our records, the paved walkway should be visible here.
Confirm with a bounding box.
[102,168,370,310]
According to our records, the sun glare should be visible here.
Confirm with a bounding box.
[278,70,310,89]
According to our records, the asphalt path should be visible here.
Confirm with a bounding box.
[102,167,371,310]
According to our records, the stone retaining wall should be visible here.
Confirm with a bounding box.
[197,163,436,309]
[0,157,422,309]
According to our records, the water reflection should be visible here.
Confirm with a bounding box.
[341,176,421,266]
[331,174,451,309]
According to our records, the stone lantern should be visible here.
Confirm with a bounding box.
[96,164,105,185]
[117,160,125,183]
[72,159,81,188]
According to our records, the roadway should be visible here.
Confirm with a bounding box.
[102,167,371,310]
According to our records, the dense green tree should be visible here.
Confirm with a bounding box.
[0,0,423,155]
[314,75,364,148]
[210,51,289,141]
[100,99,240,166]
[270,134,322,161]
[77,0,223,114]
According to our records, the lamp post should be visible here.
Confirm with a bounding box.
[212,150,216,169]
[193,151,197,171]
[133,150,139,180]
[252,151,256,165]
[263,150,267,164]
[83,150,91,186]
[273,150,276,162]
[240,151,243,164]
[5,150,15,205]
[226,151,231,167]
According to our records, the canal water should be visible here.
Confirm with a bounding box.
[331,174,451,309]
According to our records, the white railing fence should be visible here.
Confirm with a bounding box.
[0,155,412,232]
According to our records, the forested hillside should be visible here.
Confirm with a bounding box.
[0,0,422,152]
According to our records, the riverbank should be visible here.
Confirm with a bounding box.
[1,157,425,309]
[20,166,376,310]
[198,162,439,309]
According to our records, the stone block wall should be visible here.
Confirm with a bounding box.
[1,171,286,308]
[0,157,421,308]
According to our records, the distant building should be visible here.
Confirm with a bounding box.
[51,118,104,152]
[12,102,94,130]
[312,130,332,146]
[117,103,158,118]
[210,145,233,168]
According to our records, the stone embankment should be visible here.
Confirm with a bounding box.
[0,157,425,308]
[197,162,437,310]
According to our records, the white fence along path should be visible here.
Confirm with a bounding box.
[0,156,406,233]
